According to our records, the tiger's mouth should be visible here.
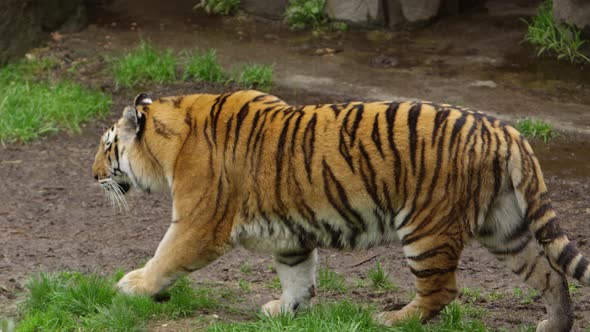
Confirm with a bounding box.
[98,177,130,210]
[118,181,131,194]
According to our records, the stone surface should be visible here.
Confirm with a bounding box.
[398,0,441,23]
[0,0,87,65]
[553,0,590,31]
[241,0,289,19]
[325,0,381,25]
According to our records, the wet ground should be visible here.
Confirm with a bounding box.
[1,0,590,330]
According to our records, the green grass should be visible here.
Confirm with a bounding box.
[317,266,347,293]
[195,0,240,15]
[15,271,220,331]
[183,49,227,83]
[515,117,556,142]
[512,287,539,305]
[235,64,273,91]
[461,287,482,303]
[208,300,493,332]
[240,263,253,274]
[367,261,396,290]
[0,61,111,143]
[112,41,177,87]
[523,0,590,63]
[485,291,505,301]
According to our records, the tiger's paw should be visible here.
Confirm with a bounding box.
[117,268,159,296]
[262,300,285,317]
[374,310,416,326]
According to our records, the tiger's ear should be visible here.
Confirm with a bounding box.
[134,93,152,107]
[121,106,146,139]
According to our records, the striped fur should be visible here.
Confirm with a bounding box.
[92,90,588,331]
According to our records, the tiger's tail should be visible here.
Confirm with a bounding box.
[509,134,590,286]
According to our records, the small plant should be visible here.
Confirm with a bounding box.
[516,117,556,142]
[284,0,330,31]
[238,278,251,292]
[523,0,590,63]
[240,263,253,274]
[485,291,505,301]
[269,275,281,289]
[112,40,177,87]
[236,64,273,91]
[183,49,226,83]
[195,0,240,15]
[317,266,347,293]
[568,282,581,295]
[461,287,482,303]
[367,260,396,290]
[513,287,539,305]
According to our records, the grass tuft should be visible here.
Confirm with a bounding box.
[236,64,273,91]
[523,0,590,63]
[317,266,347,293]
[112,41,177,87]
[283,0,347,32]
[16,271,219,331]
[367,260,396,290]
[183,49,227,83]
[0,61,110,143]
[515,117,556,142]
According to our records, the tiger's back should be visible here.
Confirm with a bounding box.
[93,90,589,331]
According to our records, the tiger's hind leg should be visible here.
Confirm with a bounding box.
[477,191,573,332]
[262,249,317,316]
[376,233,463,325]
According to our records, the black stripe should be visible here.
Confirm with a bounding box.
[245,110,262,159]
[223,114,234,155]
[573,257,589,280]
[322,159,366,241]
[409,266,456,278]
[505,220,531,242]
[348,104,364,148]
[431,108,450,146]
[371,113,385,158]
[489,235,532,255]
[290,111,305,155]
[557,242,578,270]
[406,243,459,262]
[385,102,402,190]
[449,114,466,152]
[233,101,250,160]
[407,104,421,174]
[211,93,232,145]
[358,142,381,210]
[303,114,317,183]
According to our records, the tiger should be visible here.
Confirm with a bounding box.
[92,90,589,331]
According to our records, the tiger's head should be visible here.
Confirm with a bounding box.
[92,93,168,208]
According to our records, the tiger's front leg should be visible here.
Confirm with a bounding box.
[117,221,225,296]
[262,249,317,316]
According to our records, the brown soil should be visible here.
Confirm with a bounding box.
[2,1,590,330]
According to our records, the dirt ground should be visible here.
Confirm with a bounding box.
[2,1,590,330]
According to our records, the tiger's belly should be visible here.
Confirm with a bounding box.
[231,208,402,254]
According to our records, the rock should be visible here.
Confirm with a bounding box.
[399,0,441,23]
[241,0,289,19]
[0,0,87,65]
[469,80,498,88]
[553,0,590,34]
[325,0,381,25]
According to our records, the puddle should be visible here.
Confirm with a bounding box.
[531,136,590,179]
